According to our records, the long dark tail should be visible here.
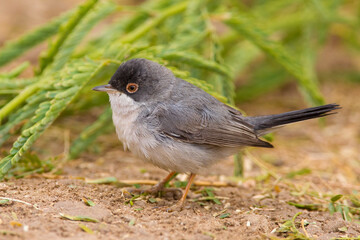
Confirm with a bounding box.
[248,104,341,135]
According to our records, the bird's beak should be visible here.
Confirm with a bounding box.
[92,84,115,92]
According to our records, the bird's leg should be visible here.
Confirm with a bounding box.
[178,173,196,205]
[147,171,177,193]
[167,173,196,212]
[128,171,182,199]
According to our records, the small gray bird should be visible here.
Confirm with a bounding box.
[93,58,339,210]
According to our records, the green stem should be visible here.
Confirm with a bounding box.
[291,212,302,234]
[69,107,113,159]
[0,12,71,68]
[0,90,21,94]
[0,62,30,79]
[0,84,40,123]
[120,2,188,43]
[36,0,99,75]
[233,153,244,177]
[224,15,325,106]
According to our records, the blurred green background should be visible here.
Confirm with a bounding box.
[0,0,359,179]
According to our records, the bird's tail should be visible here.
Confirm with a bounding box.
[248,104,341,135]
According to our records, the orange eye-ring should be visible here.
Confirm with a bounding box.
[126,83,139,93]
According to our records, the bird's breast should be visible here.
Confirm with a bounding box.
[109,93,158,159]
[110,95,140,147]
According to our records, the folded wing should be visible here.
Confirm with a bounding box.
[154,100,273,149]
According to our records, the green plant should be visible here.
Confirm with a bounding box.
[0,0,358,179]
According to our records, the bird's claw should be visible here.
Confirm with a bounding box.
[126,187,183,200]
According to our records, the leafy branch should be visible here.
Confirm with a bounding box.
[0,0,357,179]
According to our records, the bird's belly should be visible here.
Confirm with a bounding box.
[112,111,236,173]
[117,127,235,173]
[146,141,236,173]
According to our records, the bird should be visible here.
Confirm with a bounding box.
[93,58,340,210]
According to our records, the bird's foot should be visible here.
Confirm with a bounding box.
[165,201,185,212]
[126,186,183,200]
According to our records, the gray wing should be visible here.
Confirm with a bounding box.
[153,98,273,149]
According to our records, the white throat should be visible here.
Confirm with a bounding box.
[108,93,141,150]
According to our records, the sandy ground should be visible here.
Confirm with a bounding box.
[1,1,360,240]
[1,82,360,240]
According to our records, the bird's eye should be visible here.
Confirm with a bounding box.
[126,83,139,93]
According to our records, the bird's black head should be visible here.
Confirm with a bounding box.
[103,58,175,103]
